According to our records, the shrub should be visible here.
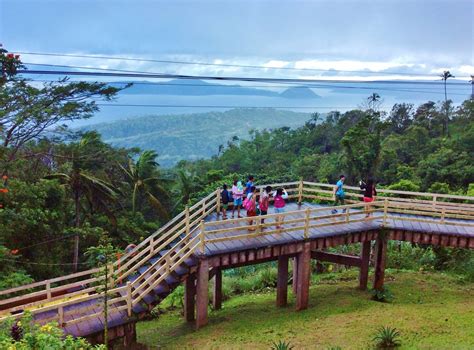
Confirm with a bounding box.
[371,287,394,302]
[372,326,401,349]
[271,340,294,350]
[0,313,105,349]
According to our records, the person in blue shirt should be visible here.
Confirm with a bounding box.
[331,175,346,214]
[245,175,255,195]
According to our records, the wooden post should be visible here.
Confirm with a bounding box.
[345,208,350,223]
[304,208,310,239]
[441,207,446,224]
[298,179,303,206]
[109,264,114,288]
[432,195,437,208]
[216,189,221,216]
[200,220,206,254]
[46,282,51,301]
[292,257,298,294]
[195,259,209,329]
[149,236,154,257]
[184,274,196,322]
[359,241,371,290]
[202,200,206,219]
[276,255,289,307]
[185,206,190,237]
[58,305,64,327]
[126,282,132,317]
[296,242,311,311]
[373,233,388,291]
[212,268,222,310]
[382,199,388,226]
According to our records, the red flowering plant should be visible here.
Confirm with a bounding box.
[0,43,24,84]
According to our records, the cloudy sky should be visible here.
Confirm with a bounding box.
[1,0,472,80]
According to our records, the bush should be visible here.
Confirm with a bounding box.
[371,287,394,303]
[0,313,105,349]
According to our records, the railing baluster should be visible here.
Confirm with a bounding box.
[46,282,51,301]
[383,199,389,226]
[216,189,221,216]
[58,305,64,327]
[126,282,132,317]
[200,220,206,254]
[304,208,310,239]
[298,178,303,205]
[441,207,446,224]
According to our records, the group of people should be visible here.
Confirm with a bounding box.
[331,174,377,217]
[220,176,289,230]
[219,174,378,231]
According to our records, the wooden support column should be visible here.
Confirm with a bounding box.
[195,258,209,329]
[373,234,388,291]
[296,242,311,311]
[276,255,289,307]
[184,273,196,322]
[212,268,222,310]
[359,241,371,290]
[292,257,298,294]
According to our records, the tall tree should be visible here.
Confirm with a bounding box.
[440,70,455,136]
[121,150,169,218]
[45,134,119,271]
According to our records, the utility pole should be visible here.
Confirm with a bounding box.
[471,75,474,100]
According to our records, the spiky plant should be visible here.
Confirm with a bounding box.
[372,326,401,349]
[271,340,294,350]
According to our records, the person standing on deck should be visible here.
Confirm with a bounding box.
[273,188,288,229]
[259,185,273,226]
[245,175,255,195]
[360,178,377,217]
[331,175,346,214]
[245,186,258,231]
[232,180,244,218]
[220,184,231,219]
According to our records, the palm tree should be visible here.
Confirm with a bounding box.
[121,150,169,218]
[174,169,198,209]
[46,167,118,272]
[440,70,454,136]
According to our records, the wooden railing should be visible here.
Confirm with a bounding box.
[1,180,473,329]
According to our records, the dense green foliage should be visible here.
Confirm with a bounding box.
[0,313,104,349]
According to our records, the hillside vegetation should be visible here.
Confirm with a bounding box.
[137,270,474,349]
[82,109,312,167]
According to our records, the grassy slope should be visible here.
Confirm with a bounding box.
[137,271,474,349]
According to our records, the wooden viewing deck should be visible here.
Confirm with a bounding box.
[1,181,473,347]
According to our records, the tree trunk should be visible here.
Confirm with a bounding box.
[73,191,80,272]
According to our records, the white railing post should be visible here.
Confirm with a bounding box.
[298,179,303,205]
[432,195,437,208]
[441,207,446,224]
[46,282,51,301]
[185,205,190,239]
[149,236,154,257]
[200,220,206,254]
[345,207,350,223]
[304,208,310,239]
[383,199,389,226]
[216,189,221,216]
[126,281,132,317]
[202,200,206,219]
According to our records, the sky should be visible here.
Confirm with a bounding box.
[1,0,473,81]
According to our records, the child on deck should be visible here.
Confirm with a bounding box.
[245,186,257,231]
[245,175,255,195]
[273,188,288,229]
[232,180,244,218]
[220,184,231,219]
[259,186,272,225]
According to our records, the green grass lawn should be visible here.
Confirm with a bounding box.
[136,271,474,349]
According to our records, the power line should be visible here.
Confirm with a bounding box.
[27,76,469,96]
[16,51,449,77]
[18,69,467,86]
[96,103,365,109]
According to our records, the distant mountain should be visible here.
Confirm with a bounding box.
[280,86,321,99]
[82,108,313,167]
[110,79,320,99]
